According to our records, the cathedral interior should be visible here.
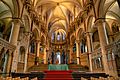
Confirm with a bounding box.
[0,0,120,80]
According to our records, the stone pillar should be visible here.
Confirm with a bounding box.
[44,46,47,64]
[6,52,13,76]
[24,43,29,72]
[76,40,80,65]
[10,19,20,45]
[35,40,40,65]
[86,33,93,71]
[95,19,109,74]
[10,19,21,72]
[69,44,73,63]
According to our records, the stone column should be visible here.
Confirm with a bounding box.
[86,33,93,71]
[44,46,47,64]
[6,51,13,76]
[95,19,109,74]
[24,43,29,72]
[10,19,21,72]
[35,40,40,65]
[23,48,28,72]
[76,40,80,65]
[69,44,73,63]
[10,19,20,45]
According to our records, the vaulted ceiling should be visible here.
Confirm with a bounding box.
[31,0,85,35]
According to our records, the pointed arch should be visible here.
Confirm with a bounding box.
[32,28,40,40]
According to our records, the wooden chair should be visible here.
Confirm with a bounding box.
[6,77,12,80]
[31,77,38,80]
[107,76,116,80]
[12,77,20,80]
[0,76,5,80]
[81,77,88,80]
[99,77,107,80]
[90,77,98,80]
[21,77,29,80]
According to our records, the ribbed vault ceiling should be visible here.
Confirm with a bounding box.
[32,0,84,34]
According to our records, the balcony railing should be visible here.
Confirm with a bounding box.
[0,38,16,51]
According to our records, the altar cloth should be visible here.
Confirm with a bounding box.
[48,64,69,70]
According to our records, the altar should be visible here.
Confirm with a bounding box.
[48,64,69,70]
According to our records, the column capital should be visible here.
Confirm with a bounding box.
[12,17,21,23]
[94,18,105,26]
[35,40,41,43]
[8,51,13,56]
[85,32,93,37]
[76,39,80,43]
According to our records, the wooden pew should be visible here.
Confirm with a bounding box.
[31,77,38,80]
[81,77,88,80]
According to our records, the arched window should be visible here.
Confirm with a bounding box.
[81,40,86,53]
[57,32,60,41]
[62,33,65,40]
[52,33,55,41]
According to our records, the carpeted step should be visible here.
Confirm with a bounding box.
[44,70,73,80]
[43,78,73,80]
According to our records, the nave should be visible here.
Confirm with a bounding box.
[0,0,120,79]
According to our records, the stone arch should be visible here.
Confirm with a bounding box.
[86,15,96,33]
[1,0,21,18]
[93,0,106,18]
[32,28,40,40]
[76,28,84,41]
[12,0,21,18]
[104,0,120,21]
[41,34,46,45]
[22,15,31,32]
[70,33,76,44]
[86,15,100,50]
[0,0,14,16]
[98,0,106,18]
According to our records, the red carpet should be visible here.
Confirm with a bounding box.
[44,70,73,80]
